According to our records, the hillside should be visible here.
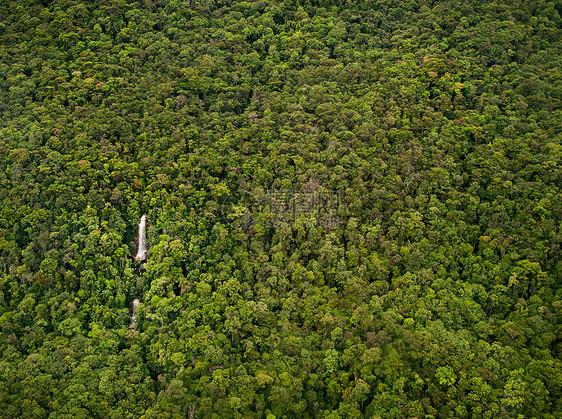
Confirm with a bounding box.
[0,0,561,417]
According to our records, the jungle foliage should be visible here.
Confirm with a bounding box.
[0,0,561,417]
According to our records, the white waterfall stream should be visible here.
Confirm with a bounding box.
[135,214,147,260]
[131,216,146,329]
[130,299,140,329]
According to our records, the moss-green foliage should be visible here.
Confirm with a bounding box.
[0,0,561,417]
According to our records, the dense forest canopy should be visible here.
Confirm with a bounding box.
[0,0,561,417]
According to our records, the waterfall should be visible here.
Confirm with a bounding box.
[135,214,147,260]
[130,299,140,329]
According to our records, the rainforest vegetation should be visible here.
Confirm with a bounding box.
[0,0,561,417]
